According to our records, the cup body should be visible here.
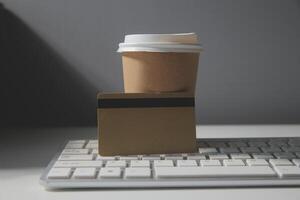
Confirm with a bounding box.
[122,52,199,93]
[118,33,202,94]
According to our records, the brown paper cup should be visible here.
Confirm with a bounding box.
[122,52,199,94]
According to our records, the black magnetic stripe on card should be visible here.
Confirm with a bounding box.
[98,97,195,108]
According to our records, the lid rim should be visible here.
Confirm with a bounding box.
[119,33,202,53]
[117,47,203,53]
[123,32,199,44]
[119,42,201,46]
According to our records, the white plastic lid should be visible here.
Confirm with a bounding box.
[117,33,202,53]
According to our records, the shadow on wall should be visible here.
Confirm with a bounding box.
[0,4,97,127]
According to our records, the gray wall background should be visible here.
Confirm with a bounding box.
[0,0,300,127]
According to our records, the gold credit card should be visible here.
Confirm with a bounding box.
[97,93,197,156]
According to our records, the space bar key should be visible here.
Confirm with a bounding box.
[155,166,276,178]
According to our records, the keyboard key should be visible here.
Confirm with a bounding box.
[47,168,72,179]
[200,160,221,166]
[142,155,161,160]
[96,155,116,160]
[88,140,98,144]
[119,156,138,160]
[181,154,189,159]
[73,168,96,179]
[54,161,103,168]
[58,154,94,161]
[268,140,288,147]
[269,159,293,166]
[176,160,197,167]
[91,149,98,154]
[61,149,89,155]
[274,166,300,177]
[261,147,282,153]
[252,153,274,159]
[219,147,240,154]
[230,153,251,159]
[67,140,86,144]
[240,147,261,153]
[295,152,300,158]
[273,152,296,159]
[65,143,85,149]
[282,147,300,152]
[248,141,268,147]
[99,167,121,178]
[223,159,245,166]
[155,166,276,178]
[207,141,227,148]
[187,154,206,160]
[85,143,98,149]
[124,168,151,178]
[106,161,127,168]
[228,141,248,147]
[269,138,287,142]
[165,154,184,160]
[208,154,229,160]
[292,159,300,167]
[154,160,174,167]
[130,160,150,168]
[246,159,269,166]
[198,148,218,154]
[197,142,208,147]
[288,141,300,146]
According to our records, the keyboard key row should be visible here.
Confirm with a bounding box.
[58,151,300,163]
[202,140,291,148]
[64,146,300,159]
[54,161,103,168]
[62,149,90,155]
[53,158,300,169]
[48,159,300,179]
[100,167,151,179]
[155,166,276,178]
[59,154,94,161]
[48,167,151,179]
[48,166,279,179]
[48,165,300,179]
[66,139,300,151]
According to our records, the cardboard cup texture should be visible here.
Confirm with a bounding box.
[122,52,199,94]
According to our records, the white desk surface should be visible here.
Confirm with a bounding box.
[1,125,300,200]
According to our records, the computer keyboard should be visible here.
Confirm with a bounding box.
[40,137,300,189]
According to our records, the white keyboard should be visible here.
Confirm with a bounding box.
[40,138,300,189]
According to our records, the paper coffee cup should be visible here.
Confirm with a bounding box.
[118,33,202,93]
